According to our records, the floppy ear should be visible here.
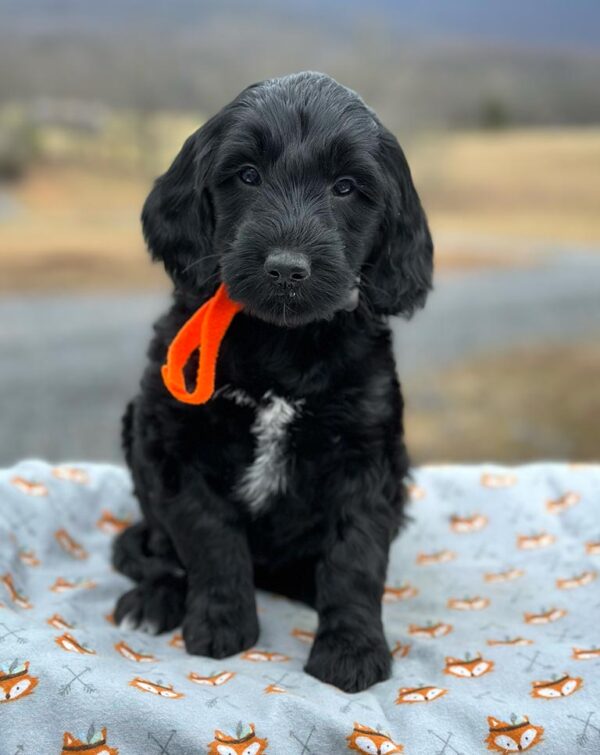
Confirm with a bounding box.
[141,111,227,287]
[364,126,433,317]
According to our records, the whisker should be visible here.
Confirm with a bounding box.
[181,254,222,274]
[363,279,392,298]
[198,271,222,288]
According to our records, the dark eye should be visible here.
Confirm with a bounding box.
[332,177,356,196]
[238,166,261,186]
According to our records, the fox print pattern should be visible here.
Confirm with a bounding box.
[523,608,566,624]
[346,722,403,753]
[61,727,118,754]
[96,509,132,534]
[447,596,490,611]
[10,476,48,496]
[444,654,494,678]
[450,513,488,533]
[383,584,418,602]
[572,647,600,660]
[55,632,96,654]
[395,685,447,704]
[391,642,411,659]
[546,492,580,514]
[5,431,599,750]
[240,650,289,662]
[517,532,555,550]
[408,622,453,638]
[207,723,268,754]
[484,568,525,584]
[530,673,582,698]
[52,466,89,484]
[481,473,517,488]
[47,613,74,630]
[290,628,315,643]
[129,677,184,698]
[487,637,532,647]
[556,570,596,589]
[0,660,38,703]
[416,549,456,565]
[2,573,32,609]
[188,671,235,686]
[18,548,40,567]
[50,577,96,593]
[114,640,156,662]
[485,716,543,753]
[54,529,88,560]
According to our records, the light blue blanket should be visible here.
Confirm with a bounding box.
[1,460,599,754]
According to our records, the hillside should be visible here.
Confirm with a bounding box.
[1,0,599,131]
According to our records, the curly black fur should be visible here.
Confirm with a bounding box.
[113,72,433,693]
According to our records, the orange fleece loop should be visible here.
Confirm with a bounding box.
[161,283,243,404]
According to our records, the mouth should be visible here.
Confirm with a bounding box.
[239,281,360,328]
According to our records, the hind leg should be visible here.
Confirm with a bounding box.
[116,400,189,633]
[115,572,186,634]
[113,520,186,634]
[113,520,183,583]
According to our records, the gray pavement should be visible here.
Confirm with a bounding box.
[1,251,598,465]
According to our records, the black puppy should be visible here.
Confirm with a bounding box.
[113,71,433,693]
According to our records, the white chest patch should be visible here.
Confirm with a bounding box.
[232,391,302,513]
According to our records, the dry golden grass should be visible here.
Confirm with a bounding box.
[1,122,599,291]
[0,109,198,292]
[410,127,600,260]
[405,338,600,464]
[38,110,200,177]
[0,165,165,291]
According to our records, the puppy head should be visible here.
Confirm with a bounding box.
[142,71,433,326]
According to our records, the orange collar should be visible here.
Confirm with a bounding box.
[161,283,243,404]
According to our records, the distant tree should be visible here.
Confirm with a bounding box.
[479,96,511,130]
[0,114,39,181]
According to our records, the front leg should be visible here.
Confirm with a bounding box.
[161,475,259,658]
[305,464,401,692]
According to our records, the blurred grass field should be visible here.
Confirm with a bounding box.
[0,109,198,291]
[412,128,600,246]
[1,109,599,292]
[406,338,600,464]
[1,110,598,464]
[1,1,598,468]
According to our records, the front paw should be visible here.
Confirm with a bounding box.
[183,594,259,659]
[305,629,391,693]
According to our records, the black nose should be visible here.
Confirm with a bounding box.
[264,250,311,285]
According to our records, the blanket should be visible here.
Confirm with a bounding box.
[0,460,599,754]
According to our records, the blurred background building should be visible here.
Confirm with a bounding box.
[1,0,599,465]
